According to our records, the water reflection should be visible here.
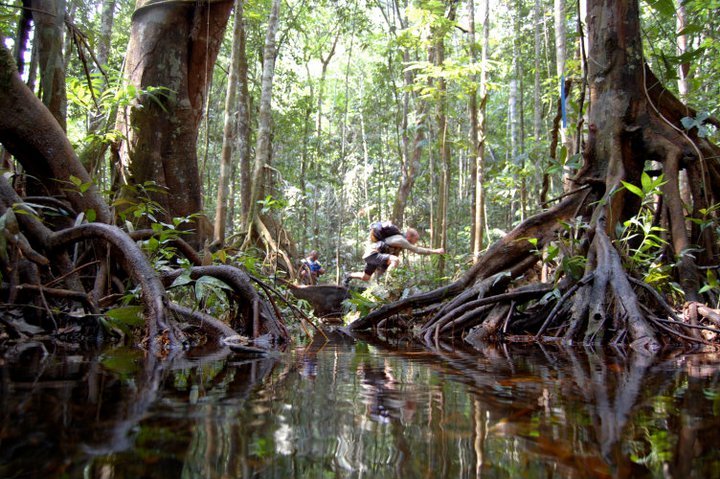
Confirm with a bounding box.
[2,334,720,478]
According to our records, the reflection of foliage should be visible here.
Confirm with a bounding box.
[251,437,275,459]
[100,347,144,378]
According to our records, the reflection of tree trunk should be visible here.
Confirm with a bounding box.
[180,357,278,477]
[669,370,705,478]
[473,398,486,476]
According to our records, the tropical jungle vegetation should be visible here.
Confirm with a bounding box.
[0,0,719,353]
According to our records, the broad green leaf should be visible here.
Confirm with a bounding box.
[677,24,703,36]
[170,272,194,288]
[105,305,145,327]
[621,181,644,198]
[644,0,676,17]
[641,172,652,193]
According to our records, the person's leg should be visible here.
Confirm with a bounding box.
[348,271,371,281]
[345,254,381,285]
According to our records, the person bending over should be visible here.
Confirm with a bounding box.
[345,226,444,285]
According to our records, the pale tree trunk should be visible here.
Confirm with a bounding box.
[215,0,245,244]
[534,0,543,146]
[237,35,252,234]
[472,0,489,262]
[469,0,478,252]
[336,24,356,283]
[676,1,690,100]
[30,0,67,131]
[97,0,115,67]
[315,31,340,138]
[510,0,525,222]
[433,2,458,273]
[298,102,312,253]
[555,0,573,191]
[535,0,547,281]
[246,0,281,233]
[676,0,692,208]
[117,0,232,247]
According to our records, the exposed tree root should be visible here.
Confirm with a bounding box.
[160,265,289,341]
[130,229,204,266]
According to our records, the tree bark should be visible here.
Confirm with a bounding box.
[117,0,233,246]
[246,0,281,232]
[30,0,67,130]
[0,45,111,222]
[215,0,245,244]
[554,0,573,190]
[472,0,489,262]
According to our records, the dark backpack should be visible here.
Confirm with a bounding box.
[370,221,401,242]
[370,221,402,254]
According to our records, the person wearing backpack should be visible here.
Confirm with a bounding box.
[344,222,445,285]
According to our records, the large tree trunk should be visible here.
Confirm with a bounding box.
[0,45,110,222]
[116,0,233,247]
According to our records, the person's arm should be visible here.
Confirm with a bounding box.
[385,235,444,255]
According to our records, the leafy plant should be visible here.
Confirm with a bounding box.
[616,172,674,293]
[101,305,145,338]
[112,180,169,227]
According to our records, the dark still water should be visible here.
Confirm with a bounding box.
[2,332,720,479]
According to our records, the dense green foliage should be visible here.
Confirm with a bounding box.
[2,0,718,288]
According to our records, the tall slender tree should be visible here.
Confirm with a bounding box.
[471,0,489,261]
[215,0,247,244]
[245,0,281,242]
[30,0,67,130]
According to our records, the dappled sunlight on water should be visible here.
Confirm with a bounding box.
[2,333,720,478]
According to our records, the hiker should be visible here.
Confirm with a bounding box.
[345,221,444,284]
[299,250,325,285]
